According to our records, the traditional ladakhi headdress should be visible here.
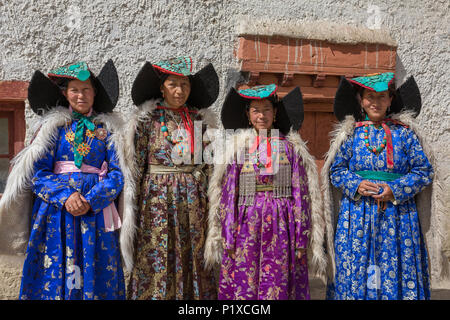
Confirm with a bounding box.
[131,55,219,109]
[333,72,422,121]
[333,72,422,169]
[27,60,120,168]
[221,83,304,135]
[28,60,120,115]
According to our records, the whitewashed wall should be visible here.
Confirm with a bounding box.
[0,0,448,299]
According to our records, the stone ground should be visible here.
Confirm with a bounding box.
[2,256,449,300]
[309,277,450,300]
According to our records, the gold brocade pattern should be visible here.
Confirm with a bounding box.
[127,109,216,300]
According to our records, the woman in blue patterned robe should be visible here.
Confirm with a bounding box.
[324,73,433,300]
[20,122,125,300]
[0,61,127,300]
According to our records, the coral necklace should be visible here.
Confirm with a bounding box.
[157,102,197,154]
[363,123,387,154]
[355,116,408,169]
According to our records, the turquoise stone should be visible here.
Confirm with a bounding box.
[48,61,91,81]
[153,56,193,76]
[77,70,91,81]
[238,84,277,99]
[349,72,394,92]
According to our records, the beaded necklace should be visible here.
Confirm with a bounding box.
[356,116,409,170]
[157,101,197,156]
[157,103,191,157]
[363,122,387,154]
[158,108,174,143]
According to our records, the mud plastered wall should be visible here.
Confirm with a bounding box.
[0,0,448,299]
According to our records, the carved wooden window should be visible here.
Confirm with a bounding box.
[235,35,397,172]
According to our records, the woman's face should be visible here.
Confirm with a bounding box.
[161,75,191,108]
[246,99,276,131]
[360,89,392,121]
[63,79,96,115]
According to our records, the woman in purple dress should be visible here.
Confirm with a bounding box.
[204,84,327,300]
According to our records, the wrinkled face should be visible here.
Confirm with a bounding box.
[63,79,96,115]
[246,99,276,131]
[161,75,191,108]
[360,89,392,121]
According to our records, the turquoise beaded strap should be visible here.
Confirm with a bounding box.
[355,170,403,182]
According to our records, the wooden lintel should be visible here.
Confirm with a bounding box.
[247,71,260,86]
[281,73,294,87]
[313,74,326,87]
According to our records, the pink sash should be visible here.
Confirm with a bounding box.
[53,161,122,232]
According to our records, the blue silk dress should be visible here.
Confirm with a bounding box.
[326,122,433,300]
[19,118,125,300]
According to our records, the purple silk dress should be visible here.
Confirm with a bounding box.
[218,138,311,300]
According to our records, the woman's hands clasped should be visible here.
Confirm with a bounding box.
[358,180,395,210]
[65,192,91,216]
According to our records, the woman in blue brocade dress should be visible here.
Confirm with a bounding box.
[325,73,433,300]
[0,61,126,300]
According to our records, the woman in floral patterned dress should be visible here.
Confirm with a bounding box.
[323,73,434,300]
[122,56,219,300]
[204,84,327,300]
[0,60,129,299]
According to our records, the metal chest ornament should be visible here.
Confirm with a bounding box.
[238,135,292,206]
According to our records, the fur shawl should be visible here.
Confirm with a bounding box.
[120,99,218,272]
[0,107,133,256]
[204,128,328,281]
[321,110,449,288]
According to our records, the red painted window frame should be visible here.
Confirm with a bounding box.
[0,81,28,196]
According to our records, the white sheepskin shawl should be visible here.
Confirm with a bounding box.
[119,99,218,271]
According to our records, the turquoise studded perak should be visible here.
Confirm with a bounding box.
[238,84,278,99]
[348,72,395,92]
[48,61,91,81]
[152,56,193,76]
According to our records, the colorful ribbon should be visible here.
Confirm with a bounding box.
[249,134,285,174]
[72,111,95,168]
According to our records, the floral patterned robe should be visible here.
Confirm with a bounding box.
[326,122,433,300]
[218,136,311,300]
[127,105,216,300]
[19,117,125,300]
